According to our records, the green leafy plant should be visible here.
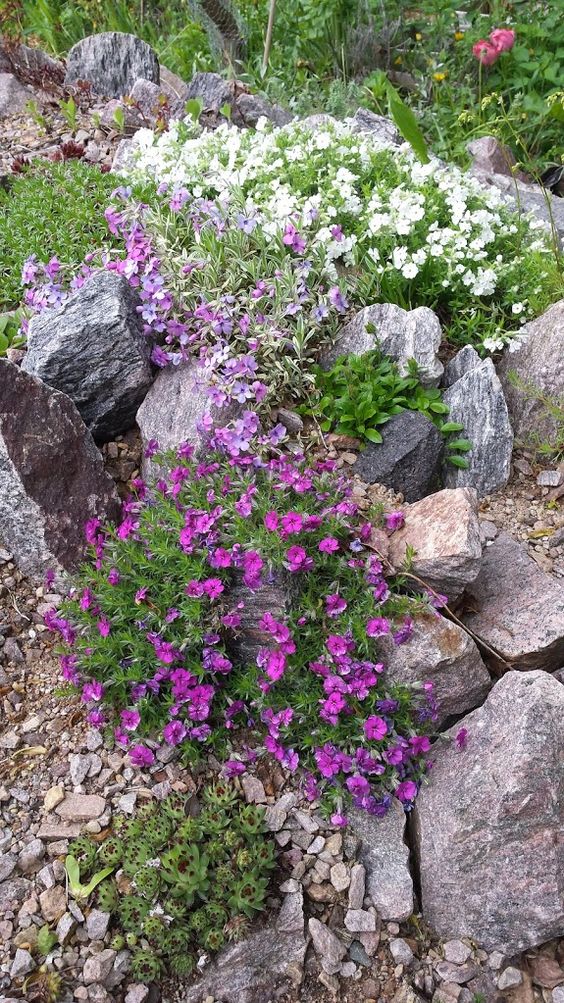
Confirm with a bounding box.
[64,855,114,902]
[59,95,78,131]
[36,925,58,957]
[507,371,564,461]
[111,104,126,132]
[64,789,275,981]
[185,96,204,121]
[0,309,26,356]
[25,99,48,132]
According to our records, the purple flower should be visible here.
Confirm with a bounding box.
[264,511,279,531]
[286,545,313,573]
[395,780,418,802]
[409,735,431,755]
[330,812,348,827]
[318,536,339,553]
[120,709,141,731]
[224,759,246,777]
[328,286,348,313]
[82,681,104,703]
[385,510,405,532]
[366,617,390,637]
[393,618,414,646]
[144,438,159,458]
[163,720,187,746]
[107,568,120,585]
[364,715,388,740]
[325,593,347,617]
[346,775,371,798]
[129,744,156,767]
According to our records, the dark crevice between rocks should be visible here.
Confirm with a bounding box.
[405,808,422,913]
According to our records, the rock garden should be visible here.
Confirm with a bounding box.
[0,4,562,1003]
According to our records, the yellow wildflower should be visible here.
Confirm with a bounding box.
[454,31,465,41]
[433,71,447,81]
[415,32,422,41]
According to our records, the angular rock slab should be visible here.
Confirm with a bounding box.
[497,300,564,446]
[0,362,120,581]
[0,72,33,117]
[353,410,444,502]
[388,488,482,603]
[136,358,242,478]
[442,345,481,388]
[65,32,159,97]
[181,920,306,1003]
[349,799,413,921]
[442,359,513,497]
[463,531,564,670]
[376,611,490,726]
[414,671,564,955]
[23,271,153,443]
[320,302,443,385]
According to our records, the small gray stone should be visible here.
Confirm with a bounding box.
[308,835,325,855]
[65,32,159,97]
[390,938,415,966]
[23,272,154,443]
[56,794,106,821]
[125,987,150,1003]
[536,469,562,487]
[551,988,564,1003]
[39,885,67,922]
[442,359,513,497]
[2,637,23,663]
[353,410,444,503]
[86,909,111,940]
[497,967,523,990]
[69,753,91,786]
[350,108,400,145]
[0,73,32,117]
[184,71,234,112]
[435,962,479,984]
[443,941,472,965]
[330,862,350,892]
[10,948,35,978]
[348,863,366,910]
[350,799,413,921]
[308,917,347,967]
[241,775,267,804]
[264,804,288,832]
[0,853,16,882]
[294,810,319,834]
[349,940,372,967]
[236,92,293,128]
[83,948,117,984]
[277,889,304,933]
[117,792,137,815]
[339,961,358,978]
[56,912,75,944]
[345,909,377,933]
[17,839,45,874]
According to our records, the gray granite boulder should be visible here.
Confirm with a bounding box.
[0,362,120,581]
[23,271,154,443]
[184,71,235,112]
[352,410,444,501]
[65,32,159,97]
[181,919,306,1003]
[129,76,184,121]
[236,91,293,128]
[135,358,243,478]
[497,300,564,448]
[0,40,64,83]
[463,531,564,671]
[442,345,481,388]
[414,670,564,955]
[442,359,513,496]
[349,799,413,921]
[350,108,401,145]
[321,303,443,385]
[388,488,482,602]
[0,72,32,116]
[376,610,490,726]
[468,136,529,183]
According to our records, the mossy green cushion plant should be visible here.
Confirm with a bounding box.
[66,786,276,981]
[0,160,156,313]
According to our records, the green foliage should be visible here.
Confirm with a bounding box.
[507,371,564,461]
[63,789,275,981]
[36,924,58,957]
[0,160,155,312]
[306,350,450,443]
[64,855,114,902]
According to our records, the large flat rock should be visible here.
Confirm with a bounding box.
[462,531,564,670]
[414,671,564,955]
[65,31,159,97]
[0,362,120,581]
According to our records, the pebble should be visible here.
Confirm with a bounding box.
[125,987,150,1003]
[43,785,65,811]
[276,890,304,933]
[56,793,106,821]
[552,989,564,1003]
[17,838,45,873]
[330,861,350,892]
[264,804,287,832]
[294,809,319,833]
[345,909,377,933]
[39,885,67,922]
[56,912,75,944]
[340,961,357,978]
[349,940,372,967]
[348,863,366,909]
[10,947,35,977]
[83,948,117,984]
[389,937,415,966]
[117,792,137,814]
[309,917,347,969]
[497,967,523,990]
[444,940,472,965]
[86,910,111,940]
[241,775,266,804]
[487,951,505,970]
[0,854,16,882]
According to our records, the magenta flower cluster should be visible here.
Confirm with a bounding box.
[47,442,438,822]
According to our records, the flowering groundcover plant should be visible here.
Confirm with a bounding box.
[47,440,438,822]
[126,116,559,352]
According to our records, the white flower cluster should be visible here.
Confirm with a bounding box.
[128,115,553,348]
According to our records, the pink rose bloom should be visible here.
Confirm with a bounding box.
[490,27,515,52]
[472,39,499,65]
